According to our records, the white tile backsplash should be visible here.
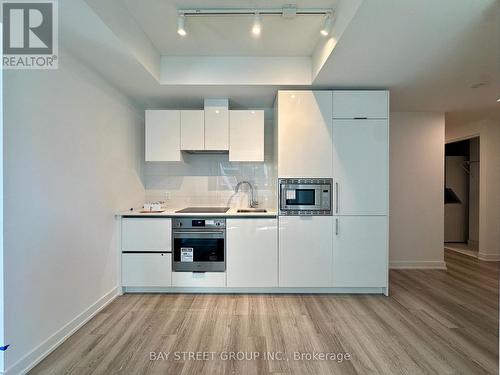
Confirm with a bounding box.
[144,108,277,209]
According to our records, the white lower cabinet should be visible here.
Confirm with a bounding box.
[332,216,388,287]
[172,272,226,287]
[226,218,278,287]
[122,253,172,287]
[279,216,333,287]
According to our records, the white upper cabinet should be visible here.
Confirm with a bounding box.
[205,106,229,150]
[333,91,389,119]
[180,110,204,150]
[145,110,181,161]
[332,119,388,215]
[332,216,388,288]
[122,218,172,252]
[147,102,265,158]
[279,216,333,287]
[276,91,333,178]
[229,110,264,162]
[226,218,277,287]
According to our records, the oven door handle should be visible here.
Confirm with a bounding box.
[173,231,225,235]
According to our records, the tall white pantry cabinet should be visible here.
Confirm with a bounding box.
[275,90,389,293]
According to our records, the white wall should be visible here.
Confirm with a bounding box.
[3,50,145,374]
[0,22,4,374]
[144,109,276,209]
[445,109,500,261]
[389,112,446,269]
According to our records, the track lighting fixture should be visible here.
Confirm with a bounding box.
[176,7,334,38]
[252,12,261,36]
[177,14,186,36]
[320,14,333,36]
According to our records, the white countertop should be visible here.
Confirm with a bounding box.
[116,207,277,218]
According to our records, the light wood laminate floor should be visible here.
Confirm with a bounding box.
[30,250,499,374]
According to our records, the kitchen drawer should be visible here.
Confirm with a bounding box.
[122,218,171,252]
[122,253,172,287]
[172,272,226,287]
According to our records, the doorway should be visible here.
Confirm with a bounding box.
[444,137,480,257]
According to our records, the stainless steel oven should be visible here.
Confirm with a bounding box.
[279,178,332,216]
[172,218,226,272]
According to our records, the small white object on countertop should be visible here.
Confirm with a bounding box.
[143,201,166,212]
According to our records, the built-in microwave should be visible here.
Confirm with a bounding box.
[279,178,332,216]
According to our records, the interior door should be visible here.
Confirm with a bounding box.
[332,119,388,215]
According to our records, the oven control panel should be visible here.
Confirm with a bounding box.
[173,218,226,229]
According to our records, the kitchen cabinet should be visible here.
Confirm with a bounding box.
[172,272,226,287]
[276,91,333,178]
[122,253,172,287]
[147,104,265,159]
[279,216,333,287]
[205,105,229,150]
[145,110,181,161]
[180,110,204,150]
[122,218,172,252]
[229,110,265,162]
[332,216,387,287]
[332,119,388,215]
[226,218,277,287]
[333,91,389,119]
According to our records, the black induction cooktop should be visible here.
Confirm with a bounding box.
[175,207,230,213]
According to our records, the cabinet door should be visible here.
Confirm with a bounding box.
[277,91,333,178]
[122,253,172,287]
[205,107,229,150]
[332,119,388,215]
[145,110,181,161]
[180,110,204,150]
[122,218,172,252]
[333,91,388,119]
[229,110,264,162]
[279,216,333,287]
[332,216,387,287]
[227,218,277,287]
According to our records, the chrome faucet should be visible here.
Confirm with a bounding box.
[234,181,258,208]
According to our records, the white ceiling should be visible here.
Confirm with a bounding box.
[122,0,337,57]
[63,0,499,112]
[313,0,500,112]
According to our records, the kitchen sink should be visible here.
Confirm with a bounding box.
[237,208,268,213]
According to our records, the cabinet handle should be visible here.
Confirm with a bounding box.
[335,182,339,214]
[336,218,339,236]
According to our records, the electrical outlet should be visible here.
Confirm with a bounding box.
[165,191,171,201]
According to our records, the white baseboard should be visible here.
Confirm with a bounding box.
[389,261,447,269]
[478,252,500,261]
[6,287,119,375]
[123,286,387,294]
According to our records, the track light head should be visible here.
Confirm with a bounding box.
[320,14,332,36]
[177,14,186,36]
[252,12,261,36]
